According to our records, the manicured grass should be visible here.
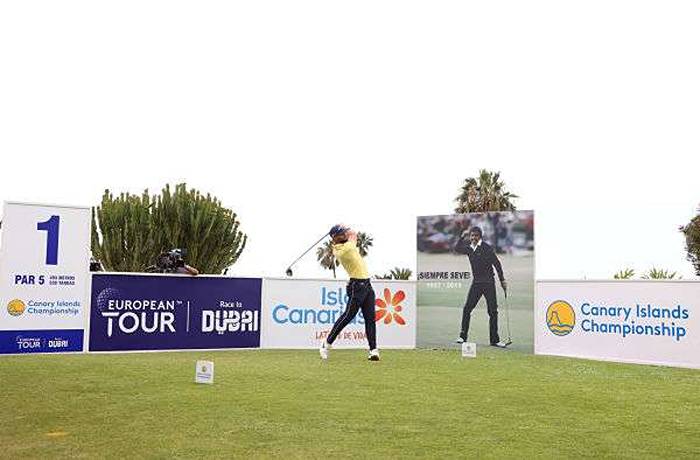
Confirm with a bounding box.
[1,349,699,458]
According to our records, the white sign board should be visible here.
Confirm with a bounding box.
[195,360,214,384]
[261,279,416,349]
[461,342,476,358]
[0,202,91,354]
[536,281,700,369]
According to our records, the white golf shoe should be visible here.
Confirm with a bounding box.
[491,341,508,348]
[368,349,380,361]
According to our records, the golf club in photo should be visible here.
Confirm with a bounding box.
[502,286,513,347]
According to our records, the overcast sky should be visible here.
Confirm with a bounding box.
[1,1,698,280]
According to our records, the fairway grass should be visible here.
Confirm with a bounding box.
[1,349,699,459]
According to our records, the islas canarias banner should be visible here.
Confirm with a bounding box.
[261,278,416,349]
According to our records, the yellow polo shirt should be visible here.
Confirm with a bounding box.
[332,241,369,279]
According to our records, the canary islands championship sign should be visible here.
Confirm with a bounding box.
[0,202,91,354]
[536,280,700,369]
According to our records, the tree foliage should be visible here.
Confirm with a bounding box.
[375,267,412,280]
[613,268,635,279]
[641,268,680,280]
[613,267,681,280]
[356,232,373,257]
[317,232,373,278]
[91,183,247,274]
[680,210,700,276]
[316,241,339,279]
[455,169,518,213]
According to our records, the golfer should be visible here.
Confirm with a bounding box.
[320,224,380,361]
[453,226,508,347]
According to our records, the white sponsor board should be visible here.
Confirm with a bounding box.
[261,278,416,349]
[536,280,700,369]
[461,342,476,358]
[195,360,214,384]
[0,202,91,354]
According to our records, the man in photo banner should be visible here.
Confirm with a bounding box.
[453,226,508,347]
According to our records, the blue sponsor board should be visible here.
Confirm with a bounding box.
[89,275,262,351]
[0,329,84,354]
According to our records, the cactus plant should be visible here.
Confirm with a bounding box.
[92,184,246,274]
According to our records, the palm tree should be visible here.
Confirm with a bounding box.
[356,232,373,257]
[374,267,412,280]
[316,241,339,278]
[613,268,635,279]
[455,170,518,213]
[317,231,373,277]
[389,267,412,280]
[641,268,680,280]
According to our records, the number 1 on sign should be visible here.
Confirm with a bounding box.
[37,215,60,265]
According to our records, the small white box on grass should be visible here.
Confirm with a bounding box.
[195,360,214,384]
[461,342,476,358]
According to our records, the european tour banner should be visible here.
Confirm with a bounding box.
[536,280,700,369]
[89,274,262,352]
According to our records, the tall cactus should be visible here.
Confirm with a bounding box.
[91,190,155,272]
[92,184,247,274]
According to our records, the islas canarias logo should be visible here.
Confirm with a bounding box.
[7,299,26,317]
[375,288,406,325]
[546,300,575,336]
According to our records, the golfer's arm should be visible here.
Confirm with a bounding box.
[453,238,468,254]
[332,242,352,257]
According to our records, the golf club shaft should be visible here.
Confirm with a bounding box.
[503,288,512,342]
[287,232,329,269]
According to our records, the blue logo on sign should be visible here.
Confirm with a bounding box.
[0,330,84,354]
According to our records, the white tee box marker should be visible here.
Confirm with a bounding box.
[461,342,476,358]
[195,360,214,384]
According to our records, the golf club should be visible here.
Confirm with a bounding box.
[502,286,513,347]
[285,232,330,276]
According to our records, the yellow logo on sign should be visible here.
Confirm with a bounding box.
[7,299,26,316]
[546,300,575,336]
